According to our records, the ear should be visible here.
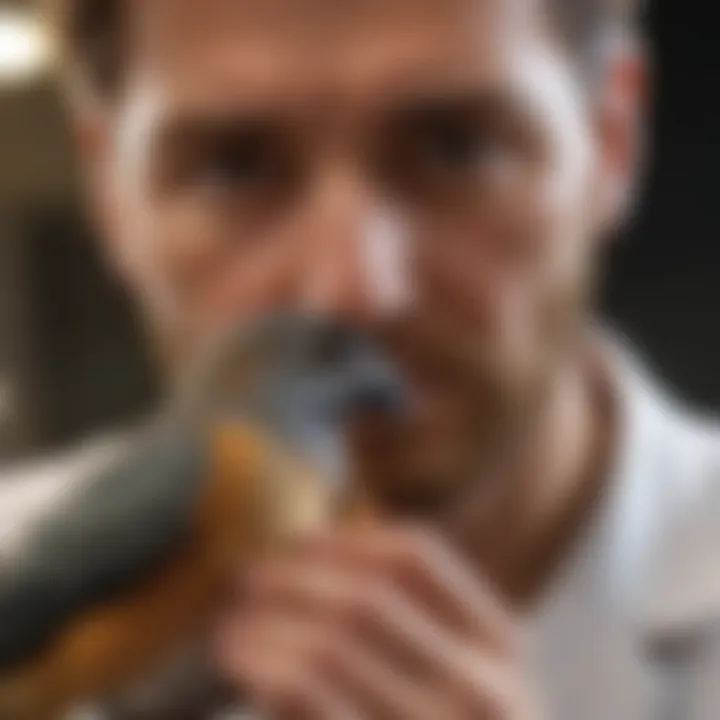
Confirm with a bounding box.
[592,33,650,238]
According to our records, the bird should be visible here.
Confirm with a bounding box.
[0,313,403,720]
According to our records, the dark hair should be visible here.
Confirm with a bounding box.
[50,0,642,104]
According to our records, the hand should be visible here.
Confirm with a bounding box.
[215,525,540,719]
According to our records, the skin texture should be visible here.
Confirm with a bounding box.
[74,0,646,716]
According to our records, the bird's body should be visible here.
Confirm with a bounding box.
[0,422,333,720]
[0,315,401,719]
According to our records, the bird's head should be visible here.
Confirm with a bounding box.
[175,313,405,483]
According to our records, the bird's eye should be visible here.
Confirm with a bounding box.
[312,324,357,371]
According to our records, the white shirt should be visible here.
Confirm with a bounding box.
[528,349,720,719]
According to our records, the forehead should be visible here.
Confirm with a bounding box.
[126,0,552,111]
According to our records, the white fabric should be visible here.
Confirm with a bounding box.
[527,349,720,719]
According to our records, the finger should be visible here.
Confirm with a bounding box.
[282,526,519,655]
[218,621,362,720]
[243,561,466,681]
[316,631,468,720]
[261,675,363,720]
[219,612,464,720]
[439,649,535,720]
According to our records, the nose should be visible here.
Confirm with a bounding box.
[299,169,413,325]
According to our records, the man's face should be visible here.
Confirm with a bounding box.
[94,0,631,510]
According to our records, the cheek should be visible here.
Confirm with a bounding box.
[495,187,595,376]
[413,179,575,317]
[495,186,595,361]
[119,196,302,342]
[410,176,592,380]
[149,201,225,297]
[114,197,222,332]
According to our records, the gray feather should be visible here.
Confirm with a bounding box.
[0,424,207,670]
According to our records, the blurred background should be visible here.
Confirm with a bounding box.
[0,0,718,463]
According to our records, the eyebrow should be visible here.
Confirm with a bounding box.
[391,87,516,118]
[152,112,289,158]
[377,88,537,149]
[150,83,526,159]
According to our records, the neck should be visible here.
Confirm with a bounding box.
[446,341,616,610]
